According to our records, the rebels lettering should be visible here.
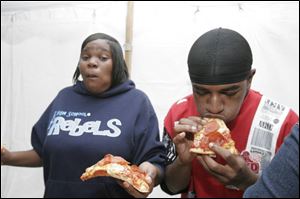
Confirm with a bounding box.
[47,116,122,137]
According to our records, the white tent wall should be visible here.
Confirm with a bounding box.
[1,1,299,198]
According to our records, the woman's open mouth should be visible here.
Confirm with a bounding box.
[86,74,98,79]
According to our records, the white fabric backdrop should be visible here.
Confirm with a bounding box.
[1,1,299,198]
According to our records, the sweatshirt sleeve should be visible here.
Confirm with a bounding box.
[243,123,299,198]
[31,101,54,159]
[131,95,166,174]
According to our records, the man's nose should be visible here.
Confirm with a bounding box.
[206,94,224,114]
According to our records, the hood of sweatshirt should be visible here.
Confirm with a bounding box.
[73,80,135,98]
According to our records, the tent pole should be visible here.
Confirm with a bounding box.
[125,1,134,75]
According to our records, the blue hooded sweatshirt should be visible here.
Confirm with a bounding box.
[31,80,165,198]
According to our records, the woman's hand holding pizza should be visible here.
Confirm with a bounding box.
[81,154,161,198]
[118,161,156,198]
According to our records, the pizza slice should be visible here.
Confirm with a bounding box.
[107,164,150,193]
[190,118,238,157]
[80,154,129,180]
[80,154,150,193]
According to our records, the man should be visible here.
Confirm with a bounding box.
[161,28,298,197]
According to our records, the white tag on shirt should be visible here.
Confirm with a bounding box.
[245,95,290,174]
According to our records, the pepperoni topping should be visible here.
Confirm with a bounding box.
[197,132,226,149]
[204,120,219,134]
[98,154,129,166]
[207,132,227,146]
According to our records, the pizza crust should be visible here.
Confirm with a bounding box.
[190,147,216,157]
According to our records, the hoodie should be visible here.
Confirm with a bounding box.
[31,80,165,198]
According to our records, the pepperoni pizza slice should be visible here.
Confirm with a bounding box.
[80,154,150,193]
[190,118,238,157]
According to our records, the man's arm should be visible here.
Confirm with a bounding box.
[162,118,201,194]
[164,154,192,193]
[161,131,193,194]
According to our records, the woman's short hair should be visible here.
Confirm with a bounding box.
[72,33,129,87]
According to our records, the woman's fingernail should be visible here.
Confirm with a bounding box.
[146,176,152,184]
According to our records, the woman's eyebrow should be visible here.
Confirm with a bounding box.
[83,46,110,52]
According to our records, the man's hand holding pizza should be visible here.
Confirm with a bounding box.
[198,143,258,190]
[173,117,257,190]
[173,116,206,165]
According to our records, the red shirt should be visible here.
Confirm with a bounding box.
[164,89,298,198]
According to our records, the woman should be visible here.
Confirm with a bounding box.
[1,33,165,198]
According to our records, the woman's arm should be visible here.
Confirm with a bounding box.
[1,146,43,167]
